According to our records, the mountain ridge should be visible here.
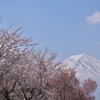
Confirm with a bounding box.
[62,53,100,79]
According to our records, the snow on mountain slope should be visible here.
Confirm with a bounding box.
[62,54,100,80]
[62,54,100,100]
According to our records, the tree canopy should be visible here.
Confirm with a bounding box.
[0,26,97,100]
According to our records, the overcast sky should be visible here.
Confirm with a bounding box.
[0,0,100,61]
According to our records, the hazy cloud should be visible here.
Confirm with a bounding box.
[86,11,100,24]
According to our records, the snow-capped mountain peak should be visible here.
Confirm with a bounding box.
[62,54,100,79]
[62,54,100,100]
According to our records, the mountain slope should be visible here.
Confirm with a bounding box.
[62,54,100,80]
[62,54,100,100]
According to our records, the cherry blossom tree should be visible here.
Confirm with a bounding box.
[0,27,37,100]
[50,68,97,100]
[17,47,61,100]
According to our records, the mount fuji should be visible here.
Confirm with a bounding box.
[62,53,100,80]
[62,54,100,100]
